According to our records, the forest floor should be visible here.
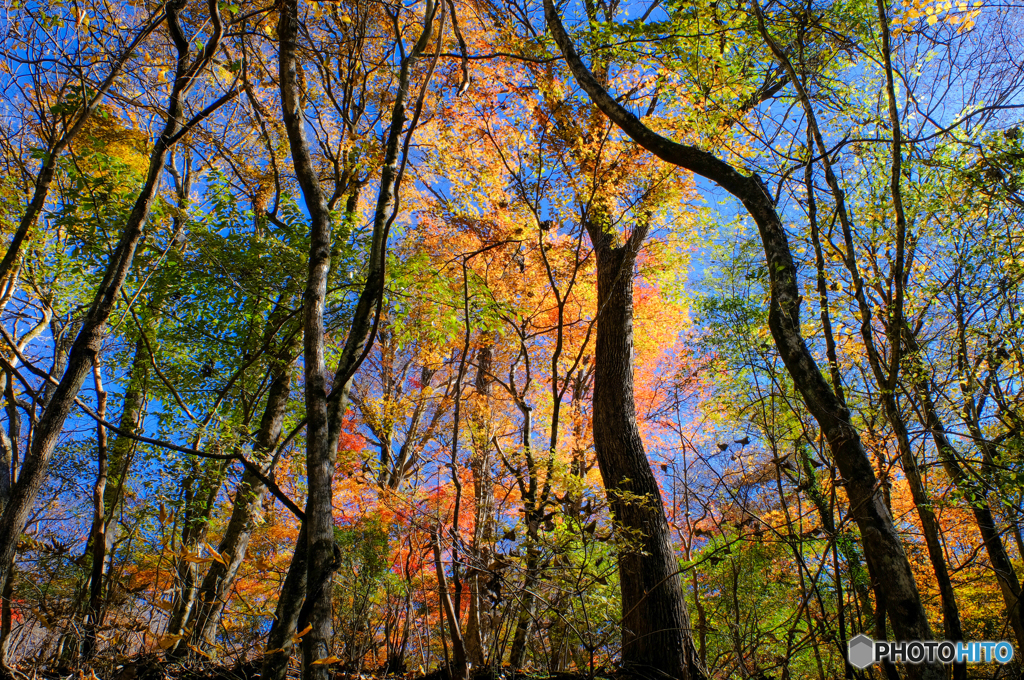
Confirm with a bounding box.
[3,658,612,680]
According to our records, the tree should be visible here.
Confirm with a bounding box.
[542,2,945,678]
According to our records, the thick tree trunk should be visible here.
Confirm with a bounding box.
[277,0,339,673]
[275,0,438,673]
[590,243,704,679]
[757,213,939,679]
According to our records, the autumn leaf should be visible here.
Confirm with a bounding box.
[157,634,183,650]
[310,656,342,666]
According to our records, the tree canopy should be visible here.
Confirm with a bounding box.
[0,0,1022,678]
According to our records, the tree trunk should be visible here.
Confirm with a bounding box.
[590,243,704,679]
[906,333,1024,651]
[507,541,539,669]
[262,524,308,680]
[884,398,963,644]
[275,0,440,671]
[465,345,494,667]
[279,0,337,666]
[80,330,154,659]
[165,459,228,656]
[432,530,470,680]
[189,356,295,654]
[81,358,109,661]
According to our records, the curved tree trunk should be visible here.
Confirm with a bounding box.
[590,241,704,679]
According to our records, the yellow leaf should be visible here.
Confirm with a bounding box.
[927,13,939,23]
[157,633,183,650]
[291,623,313,645]
[32,608,52,630]
[206,543,228,565]
[310,656,341,666]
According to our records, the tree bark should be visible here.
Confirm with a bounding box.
[277,0,340,672]
[164,458,228,655]
[81,357,109,661]
[274,0,438,673]
[465,345,494,667]
[590,241,705,679]
[262,524,308,680]
[432,530,470,680]
[80,295,162,660]
[905,330,1024,651]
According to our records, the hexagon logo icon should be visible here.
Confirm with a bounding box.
[848,634,876,669]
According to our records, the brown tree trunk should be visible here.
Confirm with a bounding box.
[885,399,964,644]
[432,531,471,680]
[906,332,1024,651]
[262,524,308,680]
[276,0,438,671]
[81,357,108,661]
[164,458,228,656]
[508,539,539,669]
[276,0,340,672]
[589,242,704,679]
[465,345,494,667]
